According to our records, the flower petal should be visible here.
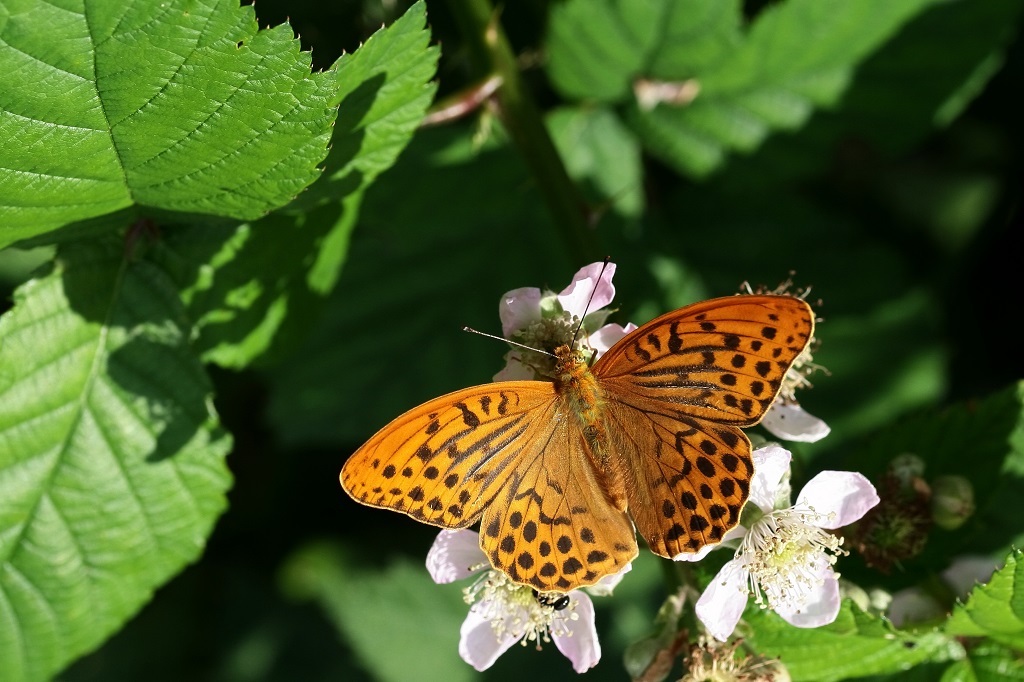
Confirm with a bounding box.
[673,525,746,562]
[553,593,601,673]
[493,352,536,381]
[695,559,750,641]
[557,262,616,318]
[761,401,831,443]
[775,568,842,628]
[749,445,792,513]
[426,529,486,584]
[796,471,879,529]
[458,601,523,671]
[585,562,632,597]
[588,323,637,357]
[499,286,542,337]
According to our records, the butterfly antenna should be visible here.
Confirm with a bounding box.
[462,327,557,358]
[569,257,612,349]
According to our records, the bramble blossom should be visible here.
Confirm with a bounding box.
[760,344,831,443]
[495,262,636,380]
[679,444,879,641]
[427,529,629,672]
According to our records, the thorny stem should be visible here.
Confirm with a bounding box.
[446,0,600,263]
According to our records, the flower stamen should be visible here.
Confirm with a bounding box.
[778,345,828,402]
[740,505,847,613]
[462,570,579,650]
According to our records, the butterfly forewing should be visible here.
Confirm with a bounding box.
[593,295,813,558]
[342,383,558,528]
[593,295,814,427]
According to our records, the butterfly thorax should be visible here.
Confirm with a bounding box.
[552,345,604,422]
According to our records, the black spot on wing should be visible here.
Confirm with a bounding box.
[454,402,480,427]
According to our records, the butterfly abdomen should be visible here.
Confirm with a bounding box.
[552,345,628,512]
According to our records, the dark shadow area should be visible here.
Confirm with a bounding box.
[53,241,204,463]
[286,72,384,211]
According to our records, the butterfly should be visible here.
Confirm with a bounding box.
[341,294,814,593]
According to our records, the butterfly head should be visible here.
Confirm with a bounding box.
[553,345,591,378]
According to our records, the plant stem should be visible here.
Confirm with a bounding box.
[446,0,600,262]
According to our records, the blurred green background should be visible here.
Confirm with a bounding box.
[2,0,1019,679]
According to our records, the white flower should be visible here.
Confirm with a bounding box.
[682,445,879,641]
[495,262,636,381]
[761,346,831,443]
[426,529,629,672]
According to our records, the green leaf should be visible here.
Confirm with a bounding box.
[153,208,339,369]
[840,0,1022,152]
[547,0,742,101]
[547,0,942,177]
[547,106,644,220]
[283,0,439,295]
[946,550,1024,646]
[149,2,438,369]
[721,0,1024,189]
[281,541,473,682]
[290,1,438,212]
[0,0,338,248]
[0,240,232,682]
[941,642,1024,681]
[857,375,1020,478]
[264,125,566,447]
[746,600,961,681]
[635,0,943,177]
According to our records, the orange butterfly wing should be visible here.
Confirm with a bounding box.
[341,293,813,589]
[594,294,814,558]
[341,383,637,591]
[342,384,553,527]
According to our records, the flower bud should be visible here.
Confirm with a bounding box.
[888,453,925,489]
[848,466,931,572]
[930,475,975,530]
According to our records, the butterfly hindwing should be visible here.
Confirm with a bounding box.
[603,401,752,558]
[478,408,638,591]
